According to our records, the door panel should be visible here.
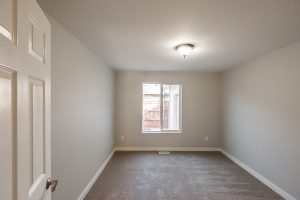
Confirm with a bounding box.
[29,16,46,63]
[30,80,45,183]
[0,66,16,200]
[29,79,49,200]
[0,0,16,43]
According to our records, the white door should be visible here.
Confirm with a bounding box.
[0,0,54,199]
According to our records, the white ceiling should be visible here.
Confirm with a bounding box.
[38,0,300,71]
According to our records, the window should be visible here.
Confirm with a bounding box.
[142,83,182,133]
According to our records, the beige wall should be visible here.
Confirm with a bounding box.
[222,41,300,199]
[115,71,222,148]
[50,17,115,200]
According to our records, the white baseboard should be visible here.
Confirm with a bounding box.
[115,146,222,152]
[77,149,115,200]
[221,149,296,200]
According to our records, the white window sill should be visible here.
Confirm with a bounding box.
[142,131,182,134]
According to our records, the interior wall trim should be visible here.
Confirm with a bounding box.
[77,149,116,200]
[220,149,296,200]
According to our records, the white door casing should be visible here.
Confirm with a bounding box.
[0,0,52,199]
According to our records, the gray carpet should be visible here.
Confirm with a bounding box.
[84,152,283,200]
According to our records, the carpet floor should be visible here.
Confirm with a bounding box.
[84,151,283,200]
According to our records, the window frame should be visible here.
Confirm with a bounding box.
[142,82,182,134]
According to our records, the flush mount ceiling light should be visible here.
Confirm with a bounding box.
[175,43,195,58]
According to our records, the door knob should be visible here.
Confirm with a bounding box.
[46,178,58,192]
